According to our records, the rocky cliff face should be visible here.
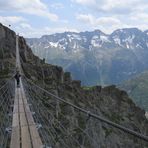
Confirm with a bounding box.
[0,23,16,84]
[0,23,148,147]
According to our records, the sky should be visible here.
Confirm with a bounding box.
[0,0,148,38]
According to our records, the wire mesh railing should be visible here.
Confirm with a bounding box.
[0,78,15,148]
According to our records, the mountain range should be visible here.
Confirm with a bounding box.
[26,28,148,86]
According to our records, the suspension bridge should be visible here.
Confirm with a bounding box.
[0,35,148,148]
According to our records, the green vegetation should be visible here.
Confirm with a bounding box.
[0,68,10,78]
[82,86,98,90]
[0,49,4,59]
[77,115,86,129]
[109,114,124,123]
[102,126,113,138]
[82,86,93,90]
[103,112,124,124]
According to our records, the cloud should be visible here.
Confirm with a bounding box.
[51,3,64,9]
[44,27,79,34]
[76,12,148,33]
[0,0,147,37]
[73,0,148,15]
[0,16,26,25]
[20,23,32,29]
[0,0,58,21]
[74,0,148,32]
[15,24,79,38]
[101,0,138,11]
[76,14,134,33]
[76,14,94,24]
[72,0,96,5]
[131,13,148,22]
[77,14,121,26]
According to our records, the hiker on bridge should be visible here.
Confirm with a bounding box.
[14,71,21,87]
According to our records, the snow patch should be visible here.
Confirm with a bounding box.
[136,44,142,48]
[100,35,110,42]
[126,43,129,49]
[91,39,102,47]
[44,46,50,49]
[122,35,135,49]
[67,34,82,41]
[123,70,137,75]
[113,35,135,48]
[92,35,99,39]
[59,44,66,49]
[91,35,110,47]
[72,34,81,40]
[59,38,67,43]
[73,42,77,49]
[49,42,58,48]
[73,48,80,53]
[113,37,121,45]
[123,35,135,44]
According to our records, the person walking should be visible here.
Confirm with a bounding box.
[14,71,21,87]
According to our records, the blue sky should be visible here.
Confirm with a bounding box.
[0,0,148,37]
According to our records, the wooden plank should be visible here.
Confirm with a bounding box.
[10,126,20,148]
[18,89,23,105]
[14,96,18,105]
[10,88,20,148]
[12,113,19,128]
[25,105,31,113]
[21,126,32,148]
[30,125,43,148]
[26,110,35,125]
[13,105,19,113]
[23,95,28,104]
[19,88,32,148]
[10,113,20,148]
[20,113,27,126]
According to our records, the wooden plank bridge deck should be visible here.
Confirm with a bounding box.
[10,80,43,148]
